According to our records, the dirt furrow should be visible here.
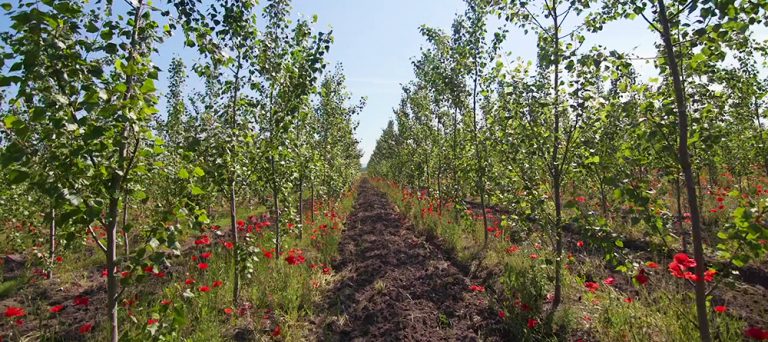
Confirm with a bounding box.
[317,179,500,341]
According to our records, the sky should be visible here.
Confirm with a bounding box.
[7,1,757,165]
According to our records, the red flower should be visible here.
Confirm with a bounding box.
[120,271,131,278]
[744,326,768,340]
[576,240,584,248]
[223,241,234,249]
[322,267,332,275]
[506,245,520,254]
[527,318,539,329]
[668,261,687,278]
[498,310,506,318]
[147,318,159,325]
[194,235,211,246]
[79,322,93,334]
[14,319,23,326]
[161,299,172,305]
[468,285,485,292]
[55,256,63,263]
[4,306,25,318]
[197,262,209,270]
[213,280,224,288]
[634,269,649,285]
[185,278,195,285]
[673,253,696,268]
[529,253,539,260]
[101,268,108,278]
[704,269,717,282]
[714,306,727,313]
[200,252,212,259]
[153,271,166,278]
[584,281,600,293]
[623,297,634,303]
[49,305,65,313]
[237,220,245,227]
[224,308,233,315]
[716,197,724,203]
[73,295,89,306]
[199,285,210,292]
[575,196,586,203]
[602,277,615,286]
[263,250,274,259]
[645,261,659,269]
[271,325,281,337]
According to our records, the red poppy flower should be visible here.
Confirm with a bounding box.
[623,297,633,303]
[200,252,212,259]
[49,305,65,313]
[716,197,724,203]
[237,220,245,227]
[529,253,539,260]
[602,277,615,286]
[575,196,586,203]
[197,262,209,270]
[576,240,584,248]
[673,253,696,268]
[147,318,159,325]
[506,245,520,254]
[153,271,166,278]
[161,299,172,305]
[199,285,210,292]
[56,256,63,263]
[498,310,506,318]
[194,235,211,245]
[73,296,89,306]
[645,261,659,269]
[271,325,281,337]
[584,281,600,293]
[634,269,649,285]
[224,308,233,315]
[223,241,234,249]
[263,250,274,259]
[79,322,93,334]
[468,285,485,292]
[213,280,224,288]
[185,278,195,285]
[527,318,539,329]
[668,261,687,278]
[704,269,717,282]
[714,306,727,313]
[744,326,768,340]
[4,306,25,318]
[322,267,332,275]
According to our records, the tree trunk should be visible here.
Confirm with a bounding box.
[298,176,304,240]
[272,156,282,256]
[656,1,712,340]
[121,198,129,256]
[471,48,489,246]
[48,207,55,280]
[310,181,315,222]
[675,174,688,253]
[551,1,564,313]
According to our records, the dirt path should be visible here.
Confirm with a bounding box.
[317,179,500,341]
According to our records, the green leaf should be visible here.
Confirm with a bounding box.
[615,239,624,248]
[178,168,189,179]
[1,3,11,11]
[140,79,156,93]
[3,115,18,128]
[191,186,204,195]
[192,167,205,177]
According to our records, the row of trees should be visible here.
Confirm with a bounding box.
[0,0,362,340]
[368,0,768,340]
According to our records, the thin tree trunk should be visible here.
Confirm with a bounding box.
[298,176,304,240]
[675,174,688,253]
[229,55,243,306]
[272,157,282,256]
[48,207,55,280]
[551,0,564,312]
[656,1,711,340]
[310,181,315,222]
[121,198,129,256]
[471,47,489,246]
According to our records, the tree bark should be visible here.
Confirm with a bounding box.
[656,1,712,340]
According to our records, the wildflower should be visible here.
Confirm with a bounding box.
[56,256,63,263]
[147,318,159,325]
[674,253,696,268]
[200,252,212,259]
[185,278,195,285]
[79,322,93,334]
[645,261,659,269]
[194,235,211,246]
[223,241,234,249]
[584,281,600,293]
[576,196,586,203]
[224,308,233,315]
[624,297,634,303]
[161,299,172,305]
[468,285,485,292]
[506,245,520,254]
[498,310,506,318]
[322,267,332,275]
[271,325,281,337]
[602,277,615,286]
[527,318,538,329]
[634,269,649,285]
[576,240,584,248]
[197,262,209,270]
[199,285,210,293]
[704,269,717,282]
[213,280,224,288]
[49,305,65,313]
[529,253,539,260]
[73,295,89,306]
[714,306,727,313]
[4,306,25,318]
[744,326,768,340]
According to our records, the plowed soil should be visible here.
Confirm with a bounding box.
[316,179,502,341]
